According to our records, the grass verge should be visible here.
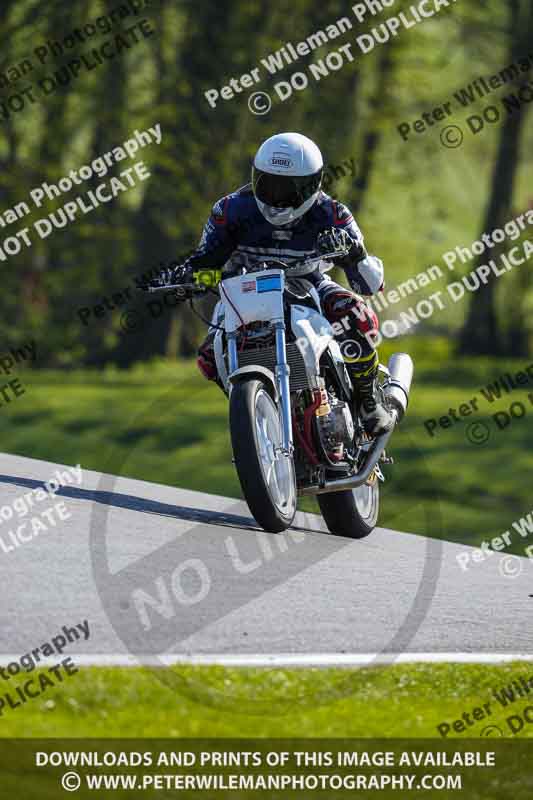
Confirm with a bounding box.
[1,662,532,737]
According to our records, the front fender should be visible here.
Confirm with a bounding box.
[228,365,278,403]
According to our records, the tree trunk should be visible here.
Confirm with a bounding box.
[458,0,533,355]
[352,42,396,215]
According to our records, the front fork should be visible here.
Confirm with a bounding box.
[274,319,293,456]
[227,321,293,456]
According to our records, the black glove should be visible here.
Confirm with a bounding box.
[139,264,191,291]
[166,264,192,285]
[316,228,365,264]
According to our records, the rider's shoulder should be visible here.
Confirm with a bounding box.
[314,192,356,227]
[210,184,257,229]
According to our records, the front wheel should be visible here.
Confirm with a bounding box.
[230,379,296,533]
[317,480,379,538]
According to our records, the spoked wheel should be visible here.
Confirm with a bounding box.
[230,379,296,532]
[317,478,379,538]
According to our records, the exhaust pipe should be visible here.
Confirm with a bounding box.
[382,352,414,422]
[300,353,414,496]
[300,419,396,494]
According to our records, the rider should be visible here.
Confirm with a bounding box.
[164,132,394,436]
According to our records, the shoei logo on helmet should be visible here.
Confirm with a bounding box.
[270,152,293,168]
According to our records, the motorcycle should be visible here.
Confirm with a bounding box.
[146,247,413,538]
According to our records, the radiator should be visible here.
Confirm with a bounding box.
[234,343,312,392]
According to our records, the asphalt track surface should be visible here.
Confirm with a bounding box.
[1,452,532,665]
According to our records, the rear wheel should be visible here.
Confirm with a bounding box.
[230,379,296,532]
[317,480,379,538]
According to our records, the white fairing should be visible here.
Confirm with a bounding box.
[212,270,346,393]
[213,328,227,387]
[220,270,285,333]
[356,255,384,295]
[290,305,335,377]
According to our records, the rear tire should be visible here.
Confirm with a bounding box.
[317,481,379,538]
[230,379,296,533]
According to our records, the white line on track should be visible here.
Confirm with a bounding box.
[1,654,533,669]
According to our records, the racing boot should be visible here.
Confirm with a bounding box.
[352,369,395,437]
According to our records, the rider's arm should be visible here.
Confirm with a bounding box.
[329,201,384,296]
[176,196,239,279]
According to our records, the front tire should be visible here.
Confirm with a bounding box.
[230,379,296,533]
[317,480,379,538]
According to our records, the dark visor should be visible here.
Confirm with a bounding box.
[252,167,322,209]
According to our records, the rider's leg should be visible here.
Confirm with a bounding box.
[319,282,394,436]
[197,301,223,383]
[197,332,217,380]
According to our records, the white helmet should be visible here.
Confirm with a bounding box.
[252,132,323,226]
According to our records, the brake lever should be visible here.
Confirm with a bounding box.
[146,283,206,294]
[314,248,352,261]
[288,248,352,271]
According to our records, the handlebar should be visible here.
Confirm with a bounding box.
[244,248,351,273]
[144,283,207,301]
[291,248,351,269]
[146,283,204,293]
[142,248,351,295]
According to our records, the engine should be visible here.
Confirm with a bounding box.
[315,390,354,462]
